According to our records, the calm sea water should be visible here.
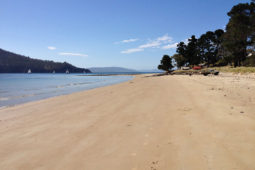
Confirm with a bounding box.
[0,73,134,107]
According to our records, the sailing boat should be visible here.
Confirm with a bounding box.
[66,69,69,74]
[52,70,55,74]
[27,69,31,74]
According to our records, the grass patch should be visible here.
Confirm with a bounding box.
[172,69,201,75]
[213,66,255,74]
[173,66,255,74]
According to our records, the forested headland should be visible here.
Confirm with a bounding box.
[0,48,91,73]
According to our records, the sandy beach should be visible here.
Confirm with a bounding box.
[0,74,255,170]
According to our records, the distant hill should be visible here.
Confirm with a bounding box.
[138,69,164,73]
[0,48,91,73]
[88,67,138,73]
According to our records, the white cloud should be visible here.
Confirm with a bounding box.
[162,43,178,50]
[59,52,88,57]
[121,48,144,54]
[121,34,173,54]
[48,46,56,50]
[223,25,226,31]
[139,34,172,49]
[122,38,139,43]
[115,38,139,44]
[156,34,172,42]
[139,41,161,49]
[183,39,189,44]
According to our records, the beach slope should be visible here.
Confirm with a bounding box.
[0,74,255,170]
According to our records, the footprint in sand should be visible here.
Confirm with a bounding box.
[183,107,192,111]
[150,161,159,170]
[178,107,192,112]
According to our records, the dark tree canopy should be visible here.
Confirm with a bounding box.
[175,31,224,67]
[176,36,201,66]
[197,30,225,66]
[172,54,186,68]
[163,1,255,69]
[223,2,255,66]
[158,55,173,72]
[186,35,200,65]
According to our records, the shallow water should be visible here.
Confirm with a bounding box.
[0,73,133,107]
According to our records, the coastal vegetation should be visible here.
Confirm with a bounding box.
[211,66,255,74]
[158,1,255,72]
[0,48,91,73]
[158,55,173,73]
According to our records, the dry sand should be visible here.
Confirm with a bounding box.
[0,73,255,170]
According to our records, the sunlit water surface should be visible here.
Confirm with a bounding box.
[0,73,133,107]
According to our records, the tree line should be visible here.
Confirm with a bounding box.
[159,1,255,72]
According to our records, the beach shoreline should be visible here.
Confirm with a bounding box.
[0,73,135,108]
[0,74,255,170]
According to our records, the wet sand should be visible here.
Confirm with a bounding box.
[0,73,255,170]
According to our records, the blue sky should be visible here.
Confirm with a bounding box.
[0,0,251,70]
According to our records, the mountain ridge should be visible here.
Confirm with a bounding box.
[88,67,138,73]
